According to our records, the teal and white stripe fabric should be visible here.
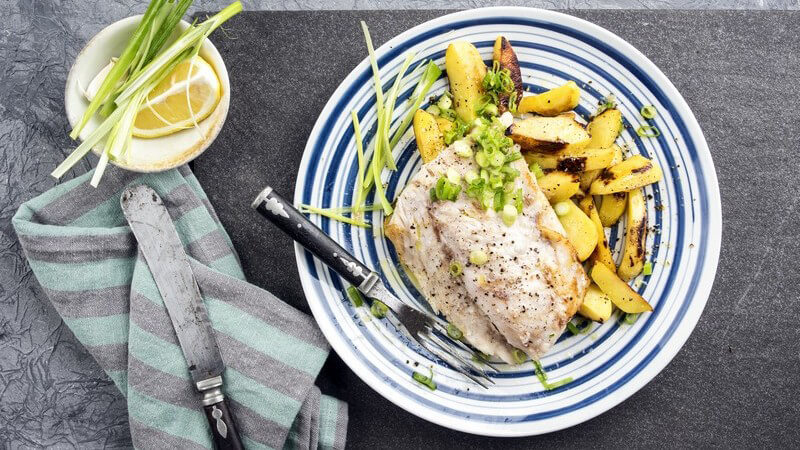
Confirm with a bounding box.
[13,166,347,449]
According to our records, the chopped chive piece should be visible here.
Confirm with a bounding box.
[449,262,463,277]
[370,300,388,319]
[530,162,544,179]
[469,249,488,266]
[512,349,528,364]
[533,360,573,390]
[412,369,437,391]
[446,323,463,340]
[643,261,653,275]
[566,322,580,335]
[624,313,639,325]
[636,124,660,138]
[346,286,364,307]
[640,105,657,119]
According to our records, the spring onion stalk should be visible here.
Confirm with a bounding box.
[70,0,165,139]
[389,60,442,149]
[351,111,367,215]
[381,52,416,170]
[300,204,383,215]
[299,205,371,228]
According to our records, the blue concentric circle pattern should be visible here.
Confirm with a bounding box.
[293,8,721,436]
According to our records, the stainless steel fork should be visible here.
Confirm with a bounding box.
[251,186,496,388]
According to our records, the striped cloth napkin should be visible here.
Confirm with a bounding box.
[12,166,347,449]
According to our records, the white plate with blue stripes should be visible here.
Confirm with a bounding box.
[293,7,721,436]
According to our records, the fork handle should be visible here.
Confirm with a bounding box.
[251,186,373,289]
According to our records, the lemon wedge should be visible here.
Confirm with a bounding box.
[131,56,221,138]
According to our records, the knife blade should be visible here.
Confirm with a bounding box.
[121,184,243,450]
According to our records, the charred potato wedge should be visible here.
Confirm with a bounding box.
[413,109,445,163]
[555,200,598,261]
[518,81,581,116]
[492,36,523,113]
[537,171,580,203]
[617,188,647,281]
[524,145,615,173]
[591,262,653,314]
[510,114,591,154]
[579,284,613,323]
[598,192,627,227]
[580,144,623,191]
[579,196,616,273]
[590,154,663,195]
[445,41,487,123]
[586,109,623,148]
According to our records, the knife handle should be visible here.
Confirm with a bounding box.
[204,398,244,450]
[252,186,374,289]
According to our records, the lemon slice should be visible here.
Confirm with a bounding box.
[132,56,221,138]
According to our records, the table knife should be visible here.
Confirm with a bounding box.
[121,184,244,450]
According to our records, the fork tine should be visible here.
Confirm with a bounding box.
[430,322,501,373]
[424,327,495,381]
[418,333,491,388]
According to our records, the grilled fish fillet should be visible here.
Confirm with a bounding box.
[385,141,589,362]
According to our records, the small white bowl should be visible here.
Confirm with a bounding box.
[65,15,231,173]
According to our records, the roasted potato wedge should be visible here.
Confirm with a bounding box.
[586,109,623,148]
[413,109,445,163]
[579,284,613,323]
[590,154,663,195]
[445,41,487,123]
[591,262,653,314]
[524,145,615,173]
[510,114,591,153]
[537,171,580,203]
[555,200,598,261]
[598,192,627,227]
[518,81,581,116]
[434,116,454,136]
[579,196,616,273]
[617,188,647,281]
[580,144,623,191]
[492,36,523,113]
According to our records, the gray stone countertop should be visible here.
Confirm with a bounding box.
[1,2,799,449]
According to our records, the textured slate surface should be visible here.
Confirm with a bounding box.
[0,7,798,449]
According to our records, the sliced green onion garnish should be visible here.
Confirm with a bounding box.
[426,104,441,116]
[624,313,639,325]
[554,201,571,217]
[502,204,518,226]
[530,162,545,179]
[469,249,488,266]
[411,369,437,391]
[436,94,452,110]
[346,286,364,307]
[446,168,461,184]
[512,349,528,364]
[489,151,505,167]
[566,322,580,335]
[449,261,463,277]
[636,124,660,138]
[446,323,463,340]
[370,300,388,319]
[432,176,461,202]
[640,105,657,119]
[464,169,479,184]
[643,261,653,275]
